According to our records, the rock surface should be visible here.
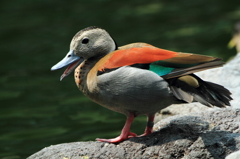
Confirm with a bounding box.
[28,108,240,159]
[226,150,240,159]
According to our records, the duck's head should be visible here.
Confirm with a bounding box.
[51,26,117,80]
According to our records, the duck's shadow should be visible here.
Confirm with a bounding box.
[126,115,240,158]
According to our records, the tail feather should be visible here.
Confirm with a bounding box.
[199,80,232,106]
[167,74,232,108]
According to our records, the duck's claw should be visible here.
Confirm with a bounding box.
[128,132,137,138]
[96,132,137,143]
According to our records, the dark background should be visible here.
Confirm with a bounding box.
[0,0,239,158]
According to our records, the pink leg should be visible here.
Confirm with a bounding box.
[96,113,137,143]
[140,114,155,136]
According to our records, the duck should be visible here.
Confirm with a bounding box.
[228,21,240,53]
[51,26,232,143]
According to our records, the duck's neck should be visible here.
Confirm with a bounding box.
[74,57,101,96]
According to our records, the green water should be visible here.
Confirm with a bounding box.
[0,0,239,158]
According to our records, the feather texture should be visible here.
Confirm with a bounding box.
[167,74,232,107]
[97,43,178,71]
[94,43,223,78]
[161,59,224,79]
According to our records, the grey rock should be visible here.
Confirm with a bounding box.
[154,103,214,123]
[28,108,240,159]
[226,150,240,159]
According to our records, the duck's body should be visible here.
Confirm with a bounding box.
[76,61,178,116]
[51,26,232,143]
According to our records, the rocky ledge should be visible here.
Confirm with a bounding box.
[28,108,240,159]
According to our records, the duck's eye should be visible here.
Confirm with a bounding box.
[82,38,89,44]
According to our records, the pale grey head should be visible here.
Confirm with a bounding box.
[70,26,117,59]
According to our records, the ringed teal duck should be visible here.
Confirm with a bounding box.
[51,26,232,143]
